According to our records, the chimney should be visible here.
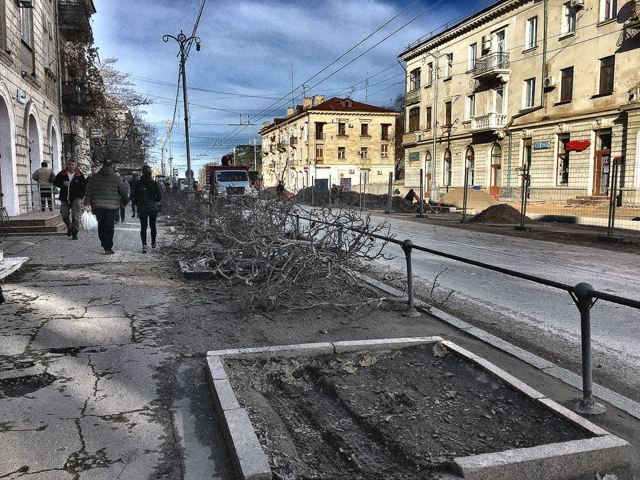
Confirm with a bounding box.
[287,107,294,117]
[303,97,313,109]
[313,95,325,106]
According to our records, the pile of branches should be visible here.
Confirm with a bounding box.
[168,196,393,313]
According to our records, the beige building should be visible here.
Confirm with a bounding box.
[399,0,640,204]
[260,96,398,193]
[0,0,64,216]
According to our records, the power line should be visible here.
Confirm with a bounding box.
[186,0,206,57]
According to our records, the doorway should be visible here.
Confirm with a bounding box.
[593,130,611,196]
[490,143,502,197]
[0,91,17,215]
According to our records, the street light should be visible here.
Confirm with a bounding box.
[162,30,201,191]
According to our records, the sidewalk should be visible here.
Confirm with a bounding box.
[1,218,638,479]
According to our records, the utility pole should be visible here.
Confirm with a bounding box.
[160,136,166,176]
[163,31,201,190]
[426,51,441,203]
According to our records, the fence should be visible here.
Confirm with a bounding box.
[284,206,640,415]
[16,183,60,215]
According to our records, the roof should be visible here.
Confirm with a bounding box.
[310,97,397,114]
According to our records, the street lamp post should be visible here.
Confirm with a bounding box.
[162,31,201,191]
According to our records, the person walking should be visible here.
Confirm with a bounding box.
[129,174,139,218]
[53,159,86,239]
[131,165,161,254]
[32,161,55,212]
[83,163,129,255]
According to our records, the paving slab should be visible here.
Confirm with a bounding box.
[0,334,31,355]
[32,317,132,349]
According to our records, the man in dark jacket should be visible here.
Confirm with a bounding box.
[84,163,129,254]
[53,159,86,240]
[129,174,139,218]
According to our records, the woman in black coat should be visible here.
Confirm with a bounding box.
[131,165,162,253]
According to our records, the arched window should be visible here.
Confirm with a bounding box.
[443,149,452,187]
[465,147,475,186]
[490,143,503,196]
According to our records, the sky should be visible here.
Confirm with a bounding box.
[92,0,490,175]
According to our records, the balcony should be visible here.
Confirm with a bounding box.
[277,142,287,152]
[61,80,93,116]
[471,113,507,131]
[405,88,421,106]
[472,52,510,81]
[58,0,93,42]
[289,136,298,146]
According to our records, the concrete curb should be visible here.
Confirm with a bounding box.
[357,272,640,422]
[206,337,629,480]
[0,257,29,280]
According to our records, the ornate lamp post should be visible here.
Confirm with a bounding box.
[162,31,201,190]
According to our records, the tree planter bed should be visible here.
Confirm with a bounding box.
[206,338,629,480]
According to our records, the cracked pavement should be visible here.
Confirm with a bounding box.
[0,221,231,479]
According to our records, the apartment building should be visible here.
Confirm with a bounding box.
[260,96,398,193]
[0,0,95,217]
[399,0,640,204]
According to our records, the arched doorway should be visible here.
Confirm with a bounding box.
[490,143,502,197]
[48,116,62,173]
[443,148,452,188]
[25,104,43,212]
[0,83,18,216]
[465,146,475,186]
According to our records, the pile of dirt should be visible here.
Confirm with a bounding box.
[469,204,533,225]
[439,188,498,209]
[229,344,588,480]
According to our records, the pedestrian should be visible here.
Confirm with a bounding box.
[88,165,97,178]
[276,180,285,196]
[129,174,139,218]
[53,159,86,240]
[131,165,162,254]
[113,169,129,223]
[83,162,129,255]
[32,161,55,212]
[404,189,419,204]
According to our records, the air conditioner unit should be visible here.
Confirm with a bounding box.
[482,35,492,50]
[570,0,585,8]
[543,76,557,89]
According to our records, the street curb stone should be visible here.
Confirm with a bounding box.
[0,257,29,280]
[333,336,442,353]
[207,342,334,359]
[223,408,272,480]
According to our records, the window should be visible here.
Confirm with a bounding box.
[21,6,32,47]
[523,78,536,108]
[600,0,617,21]
[466,95,476,120]
[338,147,346,159]
[316,144,324,158]
[0,0,6,52]
[360,123,370,137]
[381,144,388,158]
[315,123,325,140]
[425,106,432,130]
[445,53,453,78]
[381,124,390,141]
[557,134,570,185]
[338,122,346,136]
[562,2,576,35]
[409,68,421,91]
[443,149,452,187]
[495,87,505,114]
[560,66,574,102]
[445,101,452,126]
[599,56,615,94]
[426,62,433,86]
[465,147,475,186]
[468,43,477,71]
[525,16,538,49]
[360,147,368,159]
[408,107,420,132]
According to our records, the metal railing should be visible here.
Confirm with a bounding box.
[16,183,59,215]
[285,206,640,415]
[471,113,507,131]
[472,52,510,77]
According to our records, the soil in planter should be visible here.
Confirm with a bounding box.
[228,344,591,480]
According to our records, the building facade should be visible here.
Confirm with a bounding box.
[399,0,640,204]
[260,96,398,193]
[0,0,95,217]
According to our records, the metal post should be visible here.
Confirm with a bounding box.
[607,157,620,239]
[418,168,425,218]
[359,171,363,210]
[516,162,530,231]
[328,174,332,206]
[461,165,469,223]
[311,175,315,206]
[571,283,605,415]
[401,240,421,317]
[429,52,440,203]
[363,170,367,211]
[385,172,393,214]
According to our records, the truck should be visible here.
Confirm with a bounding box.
[206,165,252,196]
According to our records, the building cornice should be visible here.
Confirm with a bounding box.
[399,0,528,62]
[260,109,398,136]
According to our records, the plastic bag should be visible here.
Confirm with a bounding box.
[81,211,98,231]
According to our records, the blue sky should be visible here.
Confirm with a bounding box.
[92,0,488,174]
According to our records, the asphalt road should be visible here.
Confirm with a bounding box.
[366,213,640,389]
